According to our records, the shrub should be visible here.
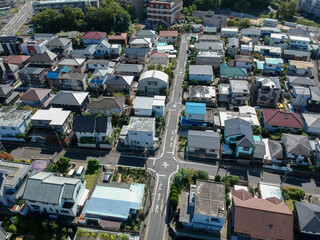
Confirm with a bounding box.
[174,172,183,186]
[87,159,100,174]
[8,224,17,235]
[223,175,239,186]
[215,175,222,182]
[169,195,179,210]
[192,170,209,182]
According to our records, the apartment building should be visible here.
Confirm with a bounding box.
[147,0,182,26]
[33,0,99,14]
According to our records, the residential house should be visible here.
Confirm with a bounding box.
[192,11,227,30]
[150,51,169,65]
[87,59,116,71]
[287,28,310,38]
[282,133,312,165]
[219,106,260,128]
[283,49,310,61]
[45,38,72,57]
[135,30,156,42]
[194,42,224,53]
[263,18,277,27]
[269,33,287,47]
[189,65,213,83]
[221,28,238,38]
[33,33,56,41]
[231,189,293,240]
[185,102,206,122]
[254,77,281,108]
[224,118,255,158]
[290,86,310,107]
[229,80,250,106]
[195,51,224,69]
[294,202,320,239]
[0,85,19,106]
[28,50,58,70]
[55,72,88,91]
[109,44,122,57]
[114,64,143,78]
[261,109,304,132]
[254,45,282,58]
[308,86,320,113]
[220,63,247,81]
[159,31,178,43]
[302,113,320,135]
[57,58,86,73]
[79,183,145,226]
[0,36,23,55]
[203,26,217,35]
[218,83,230,103]
[188,85,216,105]
[198,35,220,43]
[86,96,125,116]
[0,106,32,138]
[23,172,86,216]
[234,55,254,70]
[263,139,284,164]
[120,117,155,148]
[240,42,253,55]
[57,31,81,41]
[74,116,113,147]
[82,31,106,45]
[50,91,89,113]
[138,70,169,95]
[20,88,52,108]
[105,75,134,94]
[88,69,108,91]
[288,60,314,76]
[179,181,226,237]
[287,76,317,88]
[129,38,151,49]
[253,138,266,162]
[288,35,310,51]
[192,24,203,33]
[0,160,31,206]
[31,108,73,133]
[187,130,220,157]
[133,95,165,117]
[260,27,281,36]
[71,45,97,59]
[3,55,30,81]
[124,47,148,64]
[18,67,47,88]
[257,58,284,75]
[21,40,48,55]
[94,39,110,56]
[240,28,261,44]
[226,37,239,58]
[108,32,128,46]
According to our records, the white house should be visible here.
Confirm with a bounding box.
[290,86,310,107]
[0,160,31,206]
[221,28,238,38]
[189,65,213,83]
[179,180,227,234]
[263,18,277,27]
[0,106,32,138]
[86,59,116,71]
[21,40,48,55]
[288,35,310,51]
[88,69,108,91]
[302,113,320,135]
[129,38,151,48]
[121,117,155,149]
[138,70,169,95]
[133,95,165,117]
[95,39,111,56]
[31,108,73,133]
[269,33,287,47]
[234,55,254,70]
[23,172,87,217]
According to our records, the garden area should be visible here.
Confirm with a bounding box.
[112,167,149,185]
[76,228,130,240]
[0,215,75,240]
[80,137,96,144]
[84,159,101,190]
[46,156,70,176]
[156,116,165,137]
[178,136,187,151]
[282,186,306,211]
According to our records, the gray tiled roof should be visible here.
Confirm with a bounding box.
[46,37,71,47]
[74,115,95,132]
[225,118,254,148]
[125,47,148,56]
[310,86,320,102]
[227,37,239,48]
[189,65,213,75]
[268,140,283,159]
[188,130,220,150]
[282,133,311,156]
[295,201,320,233]
[115,64,143,73]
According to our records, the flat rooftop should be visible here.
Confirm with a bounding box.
[0,160,31,188]
[128,117,155,132]
[0,106,31,127]
[31,108,71,126]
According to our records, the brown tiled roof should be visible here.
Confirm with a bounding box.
[108,32,127,40]
[232,189,293,240]
[159,31,178,37]
[4,55,30,64]
[151,51,169,58]
[20,88,51,102]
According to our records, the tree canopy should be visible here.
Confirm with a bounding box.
[276,0,298,20]
[33,1,131,33]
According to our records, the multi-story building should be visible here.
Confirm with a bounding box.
[230,80,250,106]
[33,0,99,14]
[147,0,182,26]
[288,35,310,51]
[23,172,87,217]
[254,77,281,108]
[298,0,320,16]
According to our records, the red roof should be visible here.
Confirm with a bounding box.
[108,32,127,40]
[82,31,106,40]
[262,109,304,129]
[4,55,30,64]
[159,31,178,37]
[151,51,169,58]
[232,189,293,240]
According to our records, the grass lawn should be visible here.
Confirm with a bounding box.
[85,171,99,190]
[285,199,295,212]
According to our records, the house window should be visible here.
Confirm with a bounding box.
[148,134,151,136]
[211,217,219,222]
[11,127,16,130]
[1,127,5,130]
[243,147,250,151]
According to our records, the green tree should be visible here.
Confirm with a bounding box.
[148,63,156,70]
[276,0,298,20]
[56,156,70,174]
[8,224,17,235]
[215,174,221,182]
[156,63,163,71]
[240,18,251,29]
[32,8,64,33]
[119,234,129,240]
[174,172,183,186]
[192,170,209,182]
[111,112,119,127]
[87,159,100,174]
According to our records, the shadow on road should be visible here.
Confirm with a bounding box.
[118,155,146,167]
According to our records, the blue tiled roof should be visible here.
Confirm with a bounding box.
[185,102,206,115]
[265,58,283,64]
[59,66,72,73]
[46,71,60,79]
[180,116,207,126]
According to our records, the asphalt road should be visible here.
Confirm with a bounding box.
[0,2,33,36]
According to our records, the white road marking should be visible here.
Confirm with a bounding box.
[162,162,169,168]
